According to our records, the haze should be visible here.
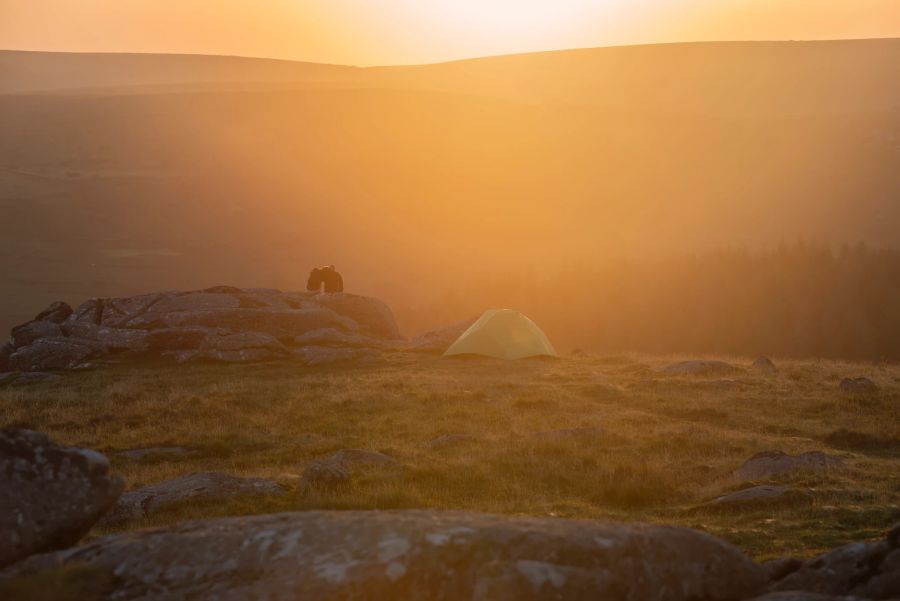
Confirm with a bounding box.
[1,0,899,64]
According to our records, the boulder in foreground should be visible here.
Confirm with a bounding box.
[0,429,123,569]
[2,510,766,600]
[769,524,900,599]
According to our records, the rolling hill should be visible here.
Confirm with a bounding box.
[1,39,898,346]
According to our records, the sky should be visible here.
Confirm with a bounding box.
[1,0,899,65]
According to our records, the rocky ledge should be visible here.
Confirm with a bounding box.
[2,510,766,600]
[0,287,405,372]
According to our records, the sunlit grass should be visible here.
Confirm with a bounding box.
[1,353,898,560]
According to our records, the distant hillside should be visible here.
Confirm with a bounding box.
[3,39,900,115]
[0,50,359,95]
[0,40,898,348]
[0,39,900,115]
[368,39,900,116]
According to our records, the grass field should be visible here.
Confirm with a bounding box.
[2,352,898,560]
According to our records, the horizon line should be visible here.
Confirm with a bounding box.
[1,35,897,69]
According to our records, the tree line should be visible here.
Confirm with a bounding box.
[406,243,900,361]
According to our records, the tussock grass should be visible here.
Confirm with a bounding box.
[1,353,898,559]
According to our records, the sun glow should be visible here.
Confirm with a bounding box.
[384,0,637,59]
[408,0,611,30]
[1,0,898,65]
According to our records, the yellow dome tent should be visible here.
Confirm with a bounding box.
[443,309,558,360]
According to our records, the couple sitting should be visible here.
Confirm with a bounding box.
[307,265,343,294]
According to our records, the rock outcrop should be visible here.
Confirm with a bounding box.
[299,449,398,493]
[752,356,778,374]
[2,288,402,371]
[0,429,123,568]
[839,377,878,393]
[106,472,285,522]
[1,510,767,600]
[410,317,477,353]
[768,525,900,599]
[735,451,844,481]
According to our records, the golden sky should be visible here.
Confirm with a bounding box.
[1,0,898,65]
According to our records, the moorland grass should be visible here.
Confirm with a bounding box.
[1,353,898,560]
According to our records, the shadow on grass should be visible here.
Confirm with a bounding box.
[823,428,900,458]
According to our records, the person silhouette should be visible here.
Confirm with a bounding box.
[307,265,343,294]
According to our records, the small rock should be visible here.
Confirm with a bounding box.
[298,449,397,494]
[0,429,123,568]
[297,461,351,492]
[661,360,739,376]
[839,377,877,393]
[704,485,797,509]
[735,451,843,481]
[107,472,284,521]
[752,356,778,374]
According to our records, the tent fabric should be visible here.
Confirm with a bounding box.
[443,309,558,360]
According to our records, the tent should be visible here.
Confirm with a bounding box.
[443,309,558,360]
